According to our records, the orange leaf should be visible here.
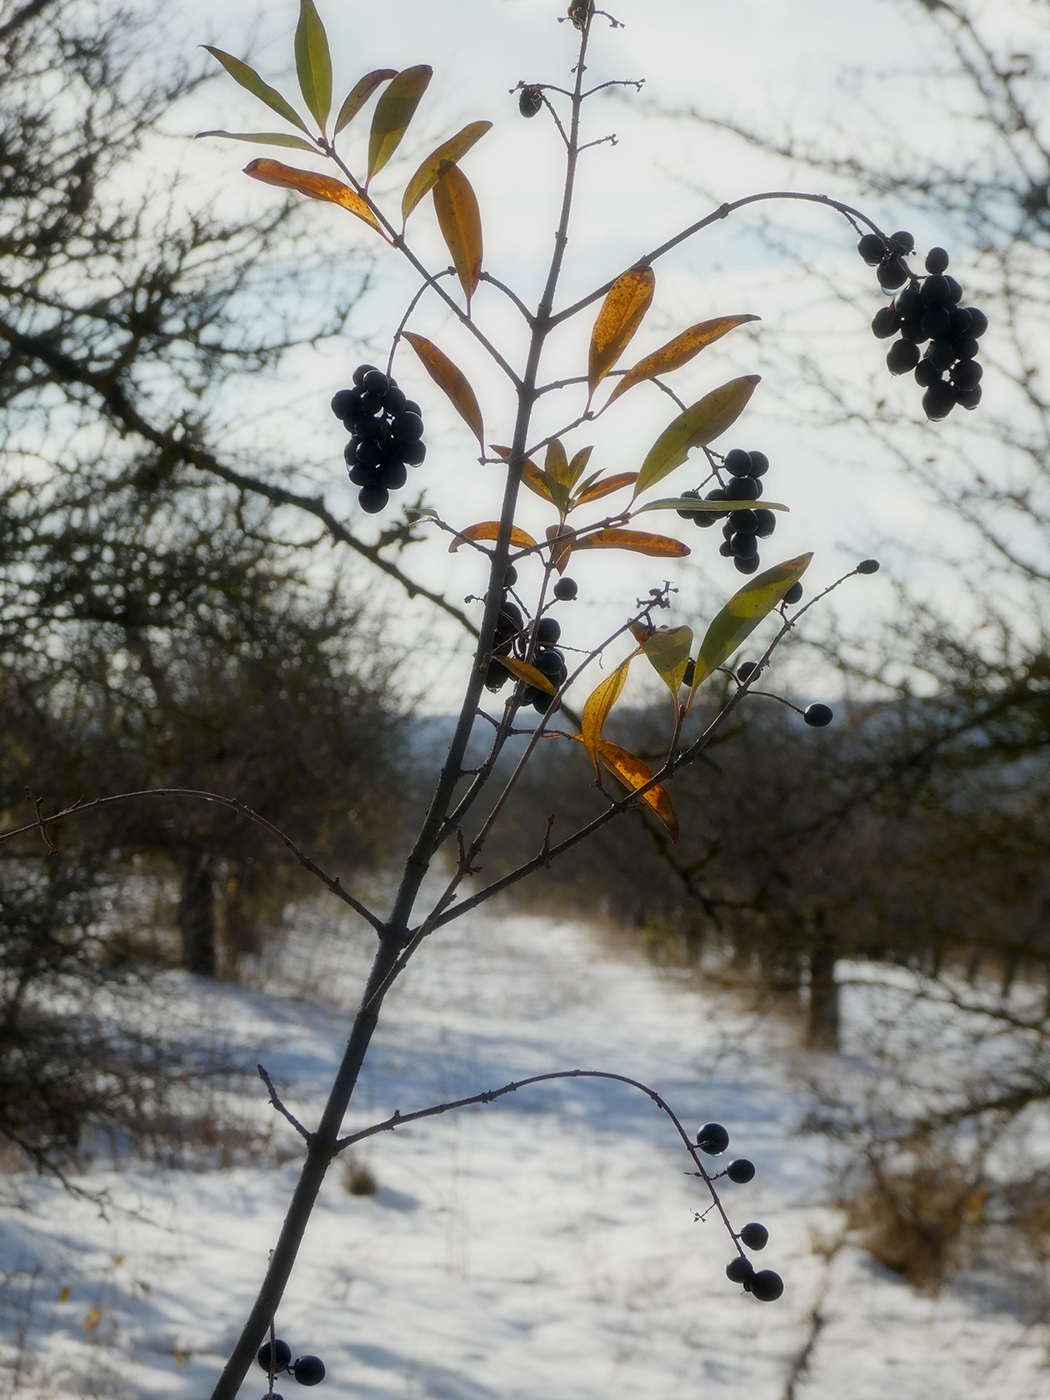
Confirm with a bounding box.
[492,445,553,503]
[569,735,679,841]
[573,528,690,558]
[242,159,388,240]
[572,471,638,507]
[499,656,556,694]
[404,332,484,446]
[449,522,537,552]
[545,523,575,574]
[402,120,492,224]
[606,315,760,405]
[588,266,655,397]
[433,165,483,311]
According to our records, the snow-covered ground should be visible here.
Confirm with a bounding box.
[3,905,1050,1400]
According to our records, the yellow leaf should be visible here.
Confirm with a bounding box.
[449,522,537,553]
[402,121,493,224]
[569,734,679,841]
[404,332,485,446]
[59,1285,71,1303]
[499,657,556,693]
[368,64,432,183]
[82,1307,104,1332]
[606,315,761,405]
[545,523,575,573]
[434,165,483,310]
[574,527,690,558]
[492,445,553,503]
[588,266,656,397]
[242,159,388,240]
[581,652,637,773]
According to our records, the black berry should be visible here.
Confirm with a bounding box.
[886,340,920,376]
[534,616,561,645]
[783,582,803,605]
[352,363,378,386]
[857,233,886,265]
[803,703,833,728]
[753,509,777,539]
[726,1159,756,1184]
[877,255,908,290]
[726,1255,755,1285]
[358,484,389,514]
[723,448,753,477]
[925,247,949,274]
[519,85,542,118]
[856,558,880,574]
[696,1123,730,1155]
[291,1356,326,1387]
[553,577,578,601]
[736,660,758,682]
[871,306,901,339]
[889,229,914,254]
[258,1340,292,1373]
[750,1270,785,1303]
[739,1222,769,1251]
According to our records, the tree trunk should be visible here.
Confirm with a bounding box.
[806,936,840,1051]
[179,850,216,976]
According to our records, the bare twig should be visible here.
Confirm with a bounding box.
[257,1065,312,1143]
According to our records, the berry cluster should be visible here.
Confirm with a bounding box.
[483,567,576,713]
[695,1121,783,1302]
[257,1339,326,1394]
[519,85,543,118]
[331,365,426,515]
[677,448,778,575]
[859,232,988,421]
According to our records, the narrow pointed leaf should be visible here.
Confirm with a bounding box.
[402,121,493,223]
[335,70,397,134]
[368,64,433,183]
[606,315,761,405]
[566,446,594,490]
[294,0,332,131]
[569,735,679,841]
[689,553,813,698]
[573,528,690,558]
[202,47,310,134]
[633,376,761,499]
[196,130,320,152]
[433,165,483,310]
[545,524,574,574]
[243,159,388,239]
[642,625,694,705]
[635,496,789,515]
[492,445,552,503]
[581,653,636,773]
[588,266,655,396]
[499,657,556,694]
[572,471,638,507]
[545,438,570,486]
[404,332,484,446]
[448,522,537,552]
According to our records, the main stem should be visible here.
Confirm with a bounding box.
[207,19,594,1400]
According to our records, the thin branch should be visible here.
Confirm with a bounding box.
[257,1065,312,1142]
[0,789,385,934]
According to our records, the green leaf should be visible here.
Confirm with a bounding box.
[201,47,311,135]
[195,130,320,152]
[294,0,332,132]
[688,553,813,700]
[633,375,761,499]
[401,121,493,224]
[367,65,433,184]
[334,70,398,134]
[634,496,789,515]
[641,625,694,713]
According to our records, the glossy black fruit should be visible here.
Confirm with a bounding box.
[877,255,908,290]
[739,1222,769,1251]
[291,1356,326,1386]
[921,274,951,305]
[358,484,389,514]
[519,85,543,117]
[484,660,509,691]
[783,582,803,605]
[730,509,759,535]
[747,450,769,477]
[734,554,760,575]
[856,558,880,574]
[726,1255,755,1285]
[857,233,886,266]
[361,368,388,395]
[886,340,920,376]
[922,382,956,421]
[727,1158,756,1183]
[925,246,949,274]
[731,533,758,560]
[676,488,701,519]
[352,363,379,386]
[736,660,758,682]
[503,565,518,587]
[750,1270,785,1302]
[553,577,578,601]
[889,229,915,254]
[726,476,760,501]
[378,460,408,490]
[963,306,988,338]
[258,1340,292,1373]
[753,508,777,539]
[723,448,753,477]
[330,388,357,419]
[803,703,833,728]
[871,306,901,339]
[535,617,561,645]
[696,1122,730,1155]
[401,440,427,467]
[914,359,942,389]
[956,384,983,410]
